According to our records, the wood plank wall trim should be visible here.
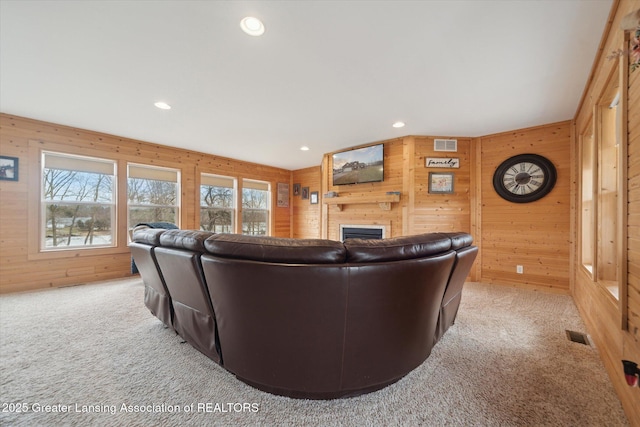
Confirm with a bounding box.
[292,166,322,239]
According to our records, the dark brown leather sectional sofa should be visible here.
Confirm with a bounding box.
[130,229,477,399]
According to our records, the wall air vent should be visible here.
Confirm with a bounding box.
[434,139,457,152]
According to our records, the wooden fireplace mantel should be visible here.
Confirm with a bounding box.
[323,194,401,211]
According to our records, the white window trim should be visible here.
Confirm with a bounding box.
[127,163,181,231]
[41,151,117,251]
[241,179,271,236]
[200,173,237,233]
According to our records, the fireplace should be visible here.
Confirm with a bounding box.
[340,225,385,241]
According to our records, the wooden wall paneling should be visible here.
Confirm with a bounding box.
[627,25,640,344]
[619,41,630,329]
[181,165,194,230]
[402,136,415,236]
[289,173,294,237]
[320,155,330,239]
[569,121,577,294]
[480,122,572,292]
[291,166,322,239]
[0,114,292,293]
[469,137,481,281]
[116,159,129,247]
[237,179,244,235]
[192,167,203,233]
[412,137,472,235]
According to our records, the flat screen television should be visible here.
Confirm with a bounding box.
[332,144,384,185]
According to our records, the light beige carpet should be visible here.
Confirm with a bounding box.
[0,279,628,426]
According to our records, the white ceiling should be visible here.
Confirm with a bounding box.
[0,0,613,170]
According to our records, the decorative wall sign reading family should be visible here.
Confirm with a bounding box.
[425,157,459,168]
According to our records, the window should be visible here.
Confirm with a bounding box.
[596,78,620,298]
[42,152,116,250]
[127,164,180,231]
[242,179,270,235]
[200,174,235,233]
[579,65,623,301]
[580,121,595,275]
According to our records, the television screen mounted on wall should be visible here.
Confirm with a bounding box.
[332,144,384,186]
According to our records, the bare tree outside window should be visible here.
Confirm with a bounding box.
[200,184,234,233]
[127,165,179,231]
[43,154,115,249]
[242,187,269,235]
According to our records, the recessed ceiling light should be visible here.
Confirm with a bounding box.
[300,146,310,151]
[240,17,265,36]
[154,101,171,110]
[392,121,405,128]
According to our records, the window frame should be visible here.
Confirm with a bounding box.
[127,163,181,235]
[579,118,596,278]
[40,151,118,252]
[241,179,271,236]
[577,57,628,324]
[199,173,236,233]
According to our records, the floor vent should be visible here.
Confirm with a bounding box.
[566,330,590,346]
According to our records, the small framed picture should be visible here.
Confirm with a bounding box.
[276,182,289,208]
[301,187,309,200]
[0,156,19,181]
[293,183,301,196]
[310,191,319,204]
[428,172,454,194]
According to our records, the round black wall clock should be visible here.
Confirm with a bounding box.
[492,154,557,203]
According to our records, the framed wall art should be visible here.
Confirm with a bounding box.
[0,156,19,181]
[428,172,454,194]
[276,182,289,207]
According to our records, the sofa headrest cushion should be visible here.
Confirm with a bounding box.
[159,230,214,252]
[204,234,346,264]
[344,233,452,263]
[132,228,167,246]
[437,232,473,250]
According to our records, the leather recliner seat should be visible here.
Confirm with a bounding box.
[131,230,477,399]
[154,229,220,364]
[129,228,173,329]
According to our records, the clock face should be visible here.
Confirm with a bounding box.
[502,161,545,195]
[493,154,556,203]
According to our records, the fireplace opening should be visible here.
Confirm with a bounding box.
[340,225,385,241]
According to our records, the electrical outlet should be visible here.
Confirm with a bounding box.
[516,265,524,274]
